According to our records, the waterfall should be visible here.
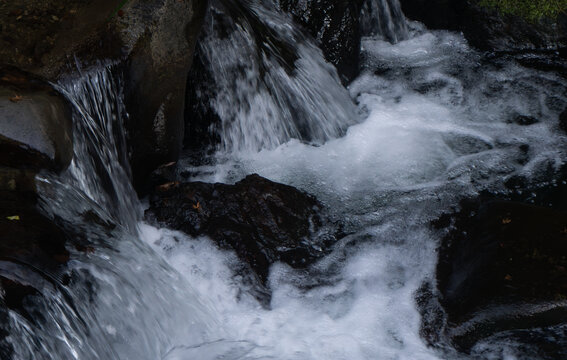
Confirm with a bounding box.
[3,0,567,359]
[45,67,140,233]
[187,0,357,154]
[3,66,220,360]
[361,0,409,43]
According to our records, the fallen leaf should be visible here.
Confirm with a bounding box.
[157,181,179,191]
[6,215,20,221]
[502,217,512,224]
[192,201,201,211]
[504,274,513,281]
[9,94,23,103]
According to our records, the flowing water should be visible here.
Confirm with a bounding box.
[5,0,567,359]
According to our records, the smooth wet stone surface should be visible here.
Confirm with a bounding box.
[0,67,73,172]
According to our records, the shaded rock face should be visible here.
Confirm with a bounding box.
[147,174,336,282]
[0,0,208,194]
[122,0,208,193]
[399,0,567,52]
[279,0,365,84]
[421,195,567,353]
[184,44,221,154]
[0,0,124,79]
[0,67,73,174]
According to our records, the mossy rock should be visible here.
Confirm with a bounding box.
[478,0,567,22]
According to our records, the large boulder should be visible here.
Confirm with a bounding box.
[422,197,567,353]
[399,0,567,52]
[0,0,208,194]
[0,67,73,175]
[146,174,337,282]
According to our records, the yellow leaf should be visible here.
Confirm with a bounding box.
[6,215,20,221]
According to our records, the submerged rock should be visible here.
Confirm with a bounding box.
[0,190,71,353]
[423,197,567,353]
[146,174,336,282]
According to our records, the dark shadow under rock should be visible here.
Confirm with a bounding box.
[146,174,337,283]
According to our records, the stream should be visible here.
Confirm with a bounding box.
[5,0,567,359]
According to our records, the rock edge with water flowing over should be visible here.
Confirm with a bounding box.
[0,0,208,193]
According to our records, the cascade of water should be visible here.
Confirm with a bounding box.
[3,66,221,360]
[361,0,409,43]
[189,0,357,154]
[41,66,140,233]
[4,1,566,359]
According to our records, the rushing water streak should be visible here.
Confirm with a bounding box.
[191,0,357,153]
[50,67,140,232]
[361,0,409,42]
[10,66,222,360]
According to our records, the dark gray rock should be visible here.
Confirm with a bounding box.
[423,197,567,353]
[398,0,462,31]
[146,174,337,282]
[279,0,365,84]
[121,0,208,193]
[0,67,73,173]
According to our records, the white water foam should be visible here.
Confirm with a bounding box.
[159,26,567,360]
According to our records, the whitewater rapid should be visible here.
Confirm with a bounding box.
[140,23,567,360]
[7,1,562,358]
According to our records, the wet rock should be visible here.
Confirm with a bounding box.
[122,0,208,193]
[428,197,567,352]
[398,0,462,31]
[399,0,567,52]
[146,174,336,282]
[279,0,364,83]
[461,2,567,52]
[184,47,222,152]
[0,67,73,173]
[0,0,208,194]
